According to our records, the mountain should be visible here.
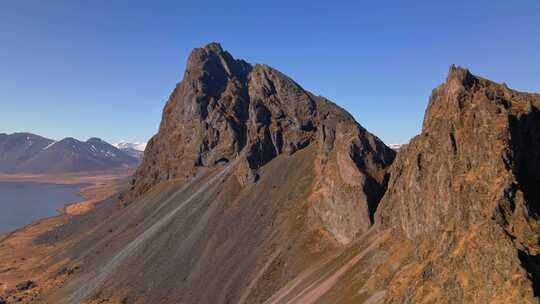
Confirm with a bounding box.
[4,45,540,304]
[0,134,139,174]
[374,67,540,303]
[0,133,54,172]
[113,141,146,160]
[33,43,395,303]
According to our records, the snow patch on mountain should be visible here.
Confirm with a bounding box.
[114,141,147,151]
[43,141,57,150]
[388,144,404,151]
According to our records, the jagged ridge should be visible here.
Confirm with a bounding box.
[5,46,540,304]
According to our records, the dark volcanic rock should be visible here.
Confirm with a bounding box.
[15,280,36,291]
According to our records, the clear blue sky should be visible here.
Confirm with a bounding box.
[1,1,539,144]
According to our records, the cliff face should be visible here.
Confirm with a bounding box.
[374,66,540,303]
[378,67,540,241]
[131,43,395,243]
[132,43,252,193]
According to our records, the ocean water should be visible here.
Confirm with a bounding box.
[0,181,82,233]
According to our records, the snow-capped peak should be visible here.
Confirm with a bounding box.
[113,141,147,152]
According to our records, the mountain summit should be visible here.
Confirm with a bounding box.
[130,42,395,242]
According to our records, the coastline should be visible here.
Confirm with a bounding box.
[0,170,134,299]
[0,169,133,216]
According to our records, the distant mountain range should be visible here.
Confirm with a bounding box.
[113,141,147,159]
[0,133,140,174]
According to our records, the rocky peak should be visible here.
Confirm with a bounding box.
[130,43,395,243]
[447,65,477,87]
[375,66,540,302]
[184,43,251,98]
[379,66,540,237]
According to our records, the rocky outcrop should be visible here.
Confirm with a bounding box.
[131,42,394,243]
[132,43,251,190]
[16,281,36,291]
[375,66,540,303]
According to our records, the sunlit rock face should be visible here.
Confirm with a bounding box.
[375,66,540,303]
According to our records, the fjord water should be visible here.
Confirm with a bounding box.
[0,181,82,233]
